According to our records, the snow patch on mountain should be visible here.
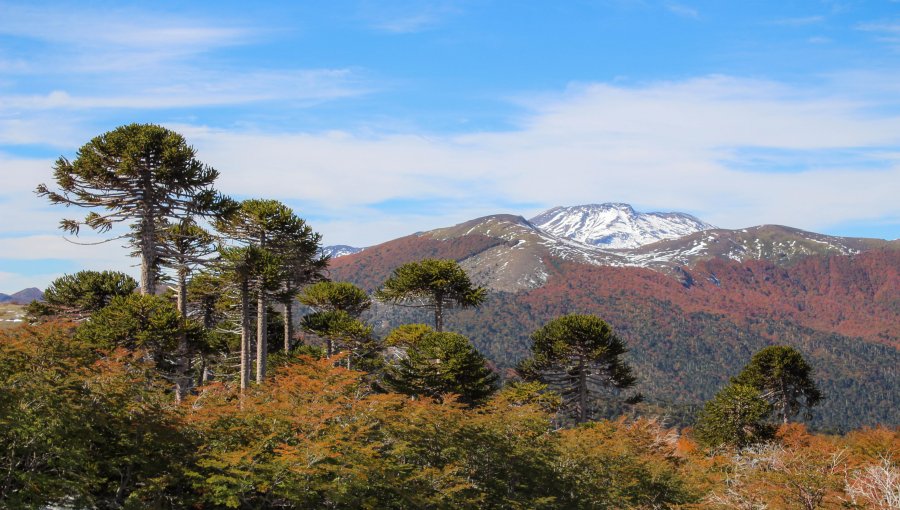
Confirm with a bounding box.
[321,245,364,259]
[530,203,716,249]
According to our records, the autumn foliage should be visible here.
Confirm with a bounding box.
[3,322,898,509]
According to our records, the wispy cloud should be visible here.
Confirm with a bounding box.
[770,15,825,26]
[856,21,900,34]
[665,2,699,19]
[360,0,461,33]
[0,3,251,51]
[0,70,368,111]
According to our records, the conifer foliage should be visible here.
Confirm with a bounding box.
[25,270,138,322]
[375,258,486,332]
[523,314,639,424]
[384,328,498,405]
[732,345,822,424]
[36,123,233,294]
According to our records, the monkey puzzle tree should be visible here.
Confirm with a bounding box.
[692,383,775,449]
[299,281,372,318]
[375,259,485,332]
[216,245,280,392]
[298,281,372,358]
[732,345,822,425]
[157,220,218,400]
[384,330,498,405]
[25,270,138,322]
[215,199,323,383]
[523,314,638,424]
[36,123,232,295]
[271,244,328,354]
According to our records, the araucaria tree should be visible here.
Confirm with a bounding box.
[693,383,774,449]
[36,123,231,294]
[523,314,638,424]
[215,199,324,383]
[25,270,138,322]
[298,281,372,358]
[732,345,822,424]
[375,258,486,332]
[384,329,498,405]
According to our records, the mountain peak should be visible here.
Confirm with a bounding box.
[530,203,715,249]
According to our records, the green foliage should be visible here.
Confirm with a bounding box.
[693,383,775,449]
[0,323,193,508]
[384,330,498,405]
[298,281,371,317]
[525,314,639,424]
[732,345,822,424]
[300,310,380,370]
[26,270,138,322]
[384,323,433,347]
[75,293,204,370]
[375,258,486,331]
[36,123,233,293]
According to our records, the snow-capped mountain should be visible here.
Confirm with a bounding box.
[530,203,716,249]
[321,245,364,259]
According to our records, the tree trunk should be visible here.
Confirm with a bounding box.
[140,219,157,295]
[240,280,250,393]
[256,285,267,384]
[434,296,444,332]
[174,268,190,403]
[578,357,588,424]
[283,299,293,354]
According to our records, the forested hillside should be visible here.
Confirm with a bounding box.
[331,228,900,432]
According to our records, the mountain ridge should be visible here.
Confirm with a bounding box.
[530,203,716,249]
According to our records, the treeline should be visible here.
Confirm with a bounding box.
[2,322,899,509]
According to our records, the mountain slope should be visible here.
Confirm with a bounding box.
[530,203,715,249]
[0,288,43,304]
[329,212,900,430]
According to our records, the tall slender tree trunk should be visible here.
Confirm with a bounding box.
[140,218,157,295]
[256,284,267,383]
[139,173,157,296]
[240,280,250,393]
[174,268,190,403]
[434,296,444,332]
[578,357,588,424]
[283,299,293,354]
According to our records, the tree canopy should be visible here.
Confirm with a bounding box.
[693,383,775,449]
[25,270,138,322]
[384,329,498,405]
[524,314,639,424]
[732,345,822,424]
[375,258,486,332]
[298,281,371,317]
[37,123,233,294]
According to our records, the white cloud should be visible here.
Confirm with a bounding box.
[0,3,251,51]
[770,16,825,26]
[665,2,699,19]
[0,69,367,111]
[4,74,900,253]
[359,0,461,33]
[147,75,899,245]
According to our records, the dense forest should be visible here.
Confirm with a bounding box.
[330,236,900,432]
[2,124,898,509]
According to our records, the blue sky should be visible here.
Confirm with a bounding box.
[2,0,900,291]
